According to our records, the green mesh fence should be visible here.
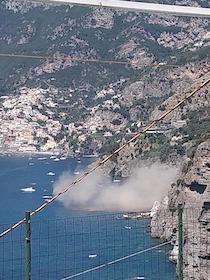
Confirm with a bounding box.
[1,207,209,280]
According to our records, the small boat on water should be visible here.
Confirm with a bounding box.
[74,171,80,175]
[42,195,53,202]
[124,226,132,230]
[53,158,60,162]
[42,195,52,202]
[88,254,97,258]
[113,179,121,183]
[42,195,52,199]
[60,157,66,160]
[129,277,145,280]
[20,187,36,193]
[29,162,34,166]
[50,155,56,159]
[38,157,47,160]
[47,172,55,176]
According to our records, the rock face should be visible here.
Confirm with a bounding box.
[151,139,210,279]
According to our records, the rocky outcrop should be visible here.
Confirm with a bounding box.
[151,139,210,279]
[150,63,210,124]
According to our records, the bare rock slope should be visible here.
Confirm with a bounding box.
[151,139,210,279]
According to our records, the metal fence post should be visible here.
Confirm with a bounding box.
[25,211,31,280]
[178,204,184,280]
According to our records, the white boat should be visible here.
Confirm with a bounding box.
[20,187,36,193]
[113,179,121,183]
[60,157,66,160]
[122,214,129,219]
[38,157,47,160]
[50,155,56,159]
[88,254,97,258]
[130,277,145,280]
[29,162,34,166]
[53,158,60,162]
[124,226,132,230]
[74,171,80,175]
[47,172,55,176]
[42,195,52,199]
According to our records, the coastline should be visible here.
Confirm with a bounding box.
[0,150,99,159]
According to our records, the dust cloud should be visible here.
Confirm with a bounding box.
[53,164,178,211]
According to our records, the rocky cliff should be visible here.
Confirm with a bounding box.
[151,139,210,279]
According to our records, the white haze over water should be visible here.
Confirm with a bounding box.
[53,164,178,211]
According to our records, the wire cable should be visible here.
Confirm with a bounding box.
[60,240,171,279]
[0,75,209,239]
[0,52,179,68]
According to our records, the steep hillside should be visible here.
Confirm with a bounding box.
[0,0,209,156]
[151,138,210,279]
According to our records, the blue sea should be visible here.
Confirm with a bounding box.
[0,155,177,279]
